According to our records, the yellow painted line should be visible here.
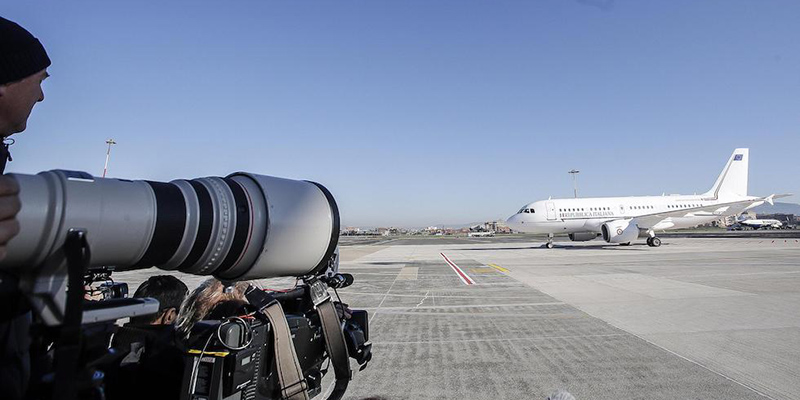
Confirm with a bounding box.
[488,263,509,273]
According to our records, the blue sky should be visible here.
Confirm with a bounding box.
[4,1,799,227]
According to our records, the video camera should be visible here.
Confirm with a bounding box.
[84,266,128,300]
[182,278,371,400]
[0,170,371,400]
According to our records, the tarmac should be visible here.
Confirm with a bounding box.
[116,235,800,400]
[334,236,800,400]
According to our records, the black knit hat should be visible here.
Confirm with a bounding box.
[0,16,51,85]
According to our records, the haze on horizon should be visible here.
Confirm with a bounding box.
[4,1,799,228]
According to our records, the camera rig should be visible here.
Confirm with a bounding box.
[31,229,371,400]
[180,274,372,400]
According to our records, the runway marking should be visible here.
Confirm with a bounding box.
[360,301,565,310]
[440,253,476,285]
[338,291,543,300]
[488,263,509,273]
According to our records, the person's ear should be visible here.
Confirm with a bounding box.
[162,307,178,324]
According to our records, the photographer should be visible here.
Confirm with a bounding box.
[129,275,189,326]
[0,15,50,400]
[175,278,251,338]
[108,276,190,400]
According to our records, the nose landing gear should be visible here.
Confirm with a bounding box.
[544,233,555,249]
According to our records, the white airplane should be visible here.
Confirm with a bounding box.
[506,148,790,248]
[737,219,784,229]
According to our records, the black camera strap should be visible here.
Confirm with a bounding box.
[309,281,352,400]
[52,230,91,400]
[245,287,309,400]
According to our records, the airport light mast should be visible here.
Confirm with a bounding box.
[568,169,580,198]
[102,139,117,178]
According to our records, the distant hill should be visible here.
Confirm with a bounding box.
[750,201,800,215]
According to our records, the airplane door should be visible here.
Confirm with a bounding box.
[546,202,556,220]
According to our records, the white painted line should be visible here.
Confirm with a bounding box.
[440,253,476,285]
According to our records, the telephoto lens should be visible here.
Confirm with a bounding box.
[0,170,339,280]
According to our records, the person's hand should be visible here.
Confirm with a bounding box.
[0,175,21,261]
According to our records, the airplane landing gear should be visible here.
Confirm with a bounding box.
[544,234,554,249]
[646,235,662,247]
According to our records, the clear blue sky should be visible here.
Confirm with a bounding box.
[4,1,799,227]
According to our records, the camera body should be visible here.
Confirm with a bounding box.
[181,284,371,400]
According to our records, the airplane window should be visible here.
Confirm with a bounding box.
[531,208,535,213]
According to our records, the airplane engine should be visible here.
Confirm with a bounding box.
[568,232,600,242]
[601,220,639,244]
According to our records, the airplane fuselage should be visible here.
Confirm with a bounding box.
[508,194,758,235]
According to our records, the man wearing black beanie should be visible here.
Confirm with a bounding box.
[0,15,50,256]
[0,15,51,400]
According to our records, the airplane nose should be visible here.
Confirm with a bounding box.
[506,214,522,228]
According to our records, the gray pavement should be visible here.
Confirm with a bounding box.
[336,237,800,400]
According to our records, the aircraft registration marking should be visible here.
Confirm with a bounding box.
[487,263,509,273]
[440,253,476,285]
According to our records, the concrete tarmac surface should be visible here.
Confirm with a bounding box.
[117,236,800,400]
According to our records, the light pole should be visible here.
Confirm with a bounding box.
[103,139,117,177]
[568,169,580,198]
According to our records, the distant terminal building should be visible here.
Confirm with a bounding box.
[341,227,362,236]
[470,220,513,234]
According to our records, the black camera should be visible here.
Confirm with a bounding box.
[181,279,371,400]
[85,266,129,300]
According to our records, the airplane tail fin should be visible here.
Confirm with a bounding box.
[704,148,749,199]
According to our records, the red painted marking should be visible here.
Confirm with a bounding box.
[440,253,475,285]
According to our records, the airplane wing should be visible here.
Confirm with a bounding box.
[766,193,792,204]
[620,195,789,230]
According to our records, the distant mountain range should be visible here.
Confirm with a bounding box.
[750,201,800,215]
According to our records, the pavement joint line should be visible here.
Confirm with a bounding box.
[357,301,566,310]
[488,263,510,273]
[368,311,585,318]
[368,265,403,324]
[663,270,800,279]
[440,252,476,285]
[338,291,547,300]
[415,290,430,308]
[373,333,629,345]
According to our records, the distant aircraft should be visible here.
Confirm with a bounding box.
[736,218,784,230]
[468,231,495,237]
[506,148,790,248]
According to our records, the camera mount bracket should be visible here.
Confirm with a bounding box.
[308,279,331,309]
